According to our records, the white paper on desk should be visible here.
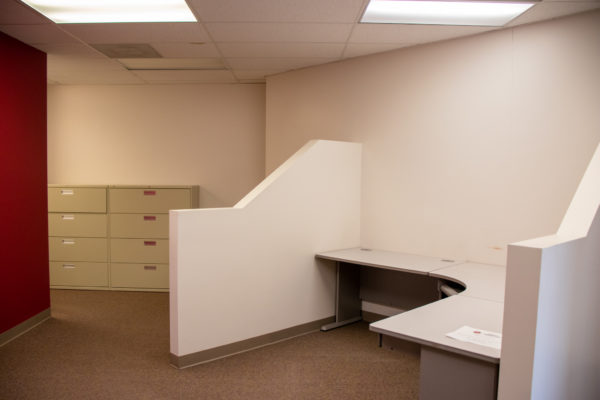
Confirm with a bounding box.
[446,325,502,350]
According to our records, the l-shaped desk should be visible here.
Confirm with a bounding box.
[316,247,505,400]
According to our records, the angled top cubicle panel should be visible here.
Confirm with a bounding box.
[499,142,600,400]
[169,140,362,365]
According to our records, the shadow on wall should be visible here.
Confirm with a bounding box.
[198,187,230,208]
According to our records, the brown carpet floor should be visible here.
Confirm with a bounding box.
[0,289,419,399]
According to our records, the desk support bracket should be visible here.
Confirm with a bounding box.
[321,316,362,331]
[321,261,362,331]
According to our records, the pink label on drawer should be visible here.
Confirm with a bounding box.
[143,190,156,196]
[143,216,157,221]
[144,241,157,246]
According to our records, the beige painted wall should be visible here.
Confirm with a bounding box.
[266,10,600,265]
[48,84,266,207]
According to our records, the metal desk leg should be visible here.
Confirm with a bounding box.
[321,261,361,331]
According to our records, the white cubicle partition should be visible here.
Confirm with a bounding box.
[169,140,361,367]
[498,142,600,400]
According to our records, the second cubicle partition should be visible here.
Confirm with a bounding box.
[169,140,362,367]
[498,142,600,400]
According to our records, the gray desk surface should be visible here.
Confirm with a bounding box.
[316,247,463,275]
[370,295,503,363]
[431,262,506,302]
[316,247,506,363]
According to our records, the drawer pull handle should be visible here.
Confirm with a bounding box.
[63,264,76,269]
[143,190,156,196]
[144,265,157,271]
[62,239,75,245]
[144,241,157,246]
[60,189,74,196]
[62,215,75,220]
[143,216,157,221]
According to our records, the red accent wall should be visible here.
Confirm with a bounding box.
[0,32,49,334]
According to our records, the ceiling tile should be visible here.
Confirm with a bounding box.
[343,43,410,58]
[0,0,49,24]
[0,23,78,44]
[349,23,496,44]
[237,78,267,84]
[48,54,126,73]
[49,70,145,85]
[189,0,366,23]
[6,0,598,86]
[232,69,281,79]
[507,2,600,26]
[206,22,353,43]
[226,57,339,71]
[47,54,144,84]
[60,22,210,44]
[150,42,221,58]
[32,42,105,57]
[217,42,345,58]
[131,69,237,83]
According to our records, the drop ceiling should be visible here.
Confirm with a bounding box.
[1,0,598,85]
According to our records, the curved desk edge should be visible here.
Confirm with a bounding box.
[316,247,506,361]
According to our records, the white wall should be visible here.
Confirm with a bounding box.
[170,140,361,359]
[48,83,266,207]
[265,10,600,265]
[499,142,600,399]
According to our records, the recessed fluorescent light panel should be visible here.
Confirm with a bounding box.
[361,0,534,26]
[20,0,197,23]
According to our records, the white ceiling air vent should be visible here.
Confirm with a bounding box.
[118,58,226,71]
[90,43,226,71]
[92,43,162,59]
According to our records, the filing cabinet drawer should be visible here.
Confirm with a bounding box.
[109,187,191,213]
[49,262,108,287]
[49,237,108,262]
[110,238,169,263]
[48,213,107,238]
[110,263,168,289]
[109,214,169,239]
[48,187,107,213]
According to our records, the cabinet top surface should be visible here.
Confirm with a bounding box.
[48,184,108,188]
[49,184,198,189]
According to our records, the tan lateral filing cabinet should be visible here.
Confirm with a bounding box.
[48,185,109,289]
[48,184,199,291]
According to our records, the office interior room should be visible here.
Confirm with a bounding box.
[1,1,600,399]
